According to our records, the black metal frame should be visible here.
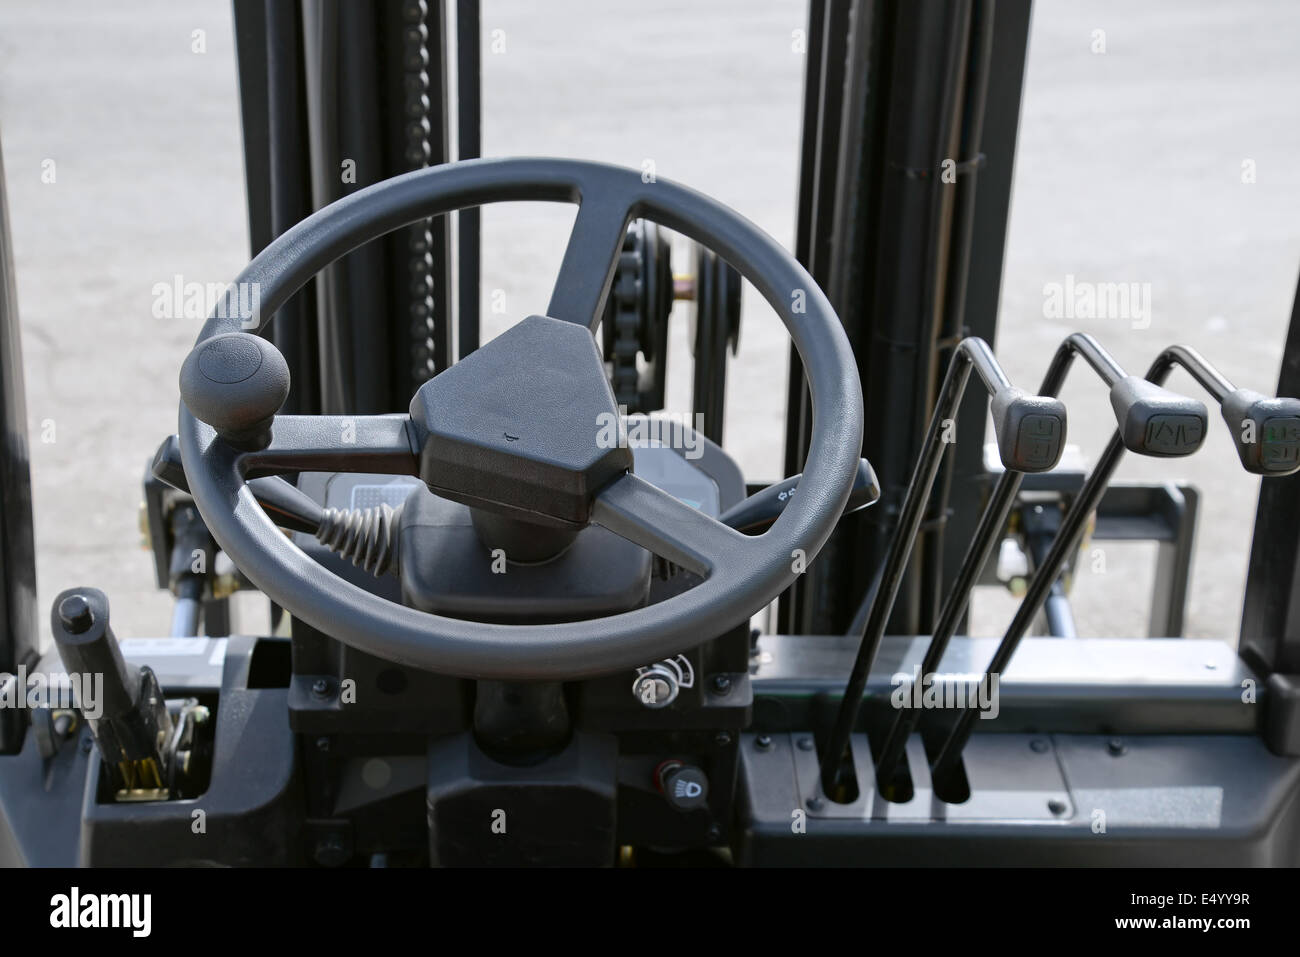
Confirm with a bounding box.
[1002,474,1200,639]
[781,0,1033,638]
[0,141,39,755]
[1241,268,1300,677]
[233,0,473,415]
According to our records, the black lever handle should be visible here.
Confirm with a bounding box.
[151,435,324,534]
[720,458,880,534]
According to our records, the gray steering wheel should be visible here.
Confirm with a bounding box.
[177,158,863,680]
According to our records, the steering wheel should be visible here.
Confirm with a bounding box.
[177,158,863,680]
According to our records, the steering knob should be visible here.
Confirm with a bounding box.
[179,332,289,451]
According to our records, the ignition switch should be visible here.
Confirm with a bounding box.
[632,663,678,708]
[631,654,695,709]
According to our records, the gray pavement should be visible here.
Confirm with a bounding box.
[1,0,1297,643]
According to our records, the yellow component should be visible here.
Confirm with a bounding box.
[118,757,164,791]
[211,572,240,600]
[50,709,78,735]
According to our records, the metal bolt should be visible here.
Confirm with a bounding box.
[1048,798,1068,816]
[1107,738,1127,757]
[315,736,330,752]
[1029,738,1049,753]
[710,674,732,695]
[311,678,330,697]
[807,796,824,811]
[797,737,815,752]
[714,731,732,747]
[755,734,773,751]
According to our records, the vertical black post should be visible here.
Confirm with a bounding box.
[262,0,321,414]
[935,0,1034,626]
[0,145,39,753]
[457,0,482,358]
[1239,268,1300,677]
[779,0,850,634]
[782,0,977,636]
[421,0,456,377]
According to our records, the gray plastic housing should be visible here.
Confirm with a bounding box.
[399,488,652,623]
[1109,376,1207,457]
[988,388,1067,473]
[1220,388,1300,475]
[408,315,633,527]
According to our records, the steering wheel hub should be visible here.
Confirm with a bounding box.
[410,313,632,527]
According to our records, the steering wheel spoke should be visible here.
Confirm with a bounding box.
[591,473,749,577]
[546,188,637,330]
[237,414,420,478]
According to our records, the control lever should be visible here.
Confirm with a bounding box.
[869,333,1207,796]
[925,343,1285,787]
[50,588,174,797]
[720,458,880,534]
[153,434,400,577]
[151,434,323,534]
[819,337,1068,800]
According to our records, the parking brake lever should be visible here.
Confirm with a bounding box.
[719,458,880,534]
[151,434,324,534]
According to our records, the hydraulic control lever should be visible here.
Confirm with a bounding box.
[869,333,1208,795]
[719,458,880,534]
[818,338,1067,798]
[926,344,1296,786]
[1161,345,1300,475]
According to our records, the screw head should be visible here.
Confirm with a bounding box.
[311,678,330,697]
[315,736,330,752]
[710,674,732,695]
[797,737,815,752]
[807,796,824,811]
[755,734,773,751]
[714,731,732,747]
[1107,738,1127,756]
[1029,738,1049,753]
[1048,798,1068,816]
